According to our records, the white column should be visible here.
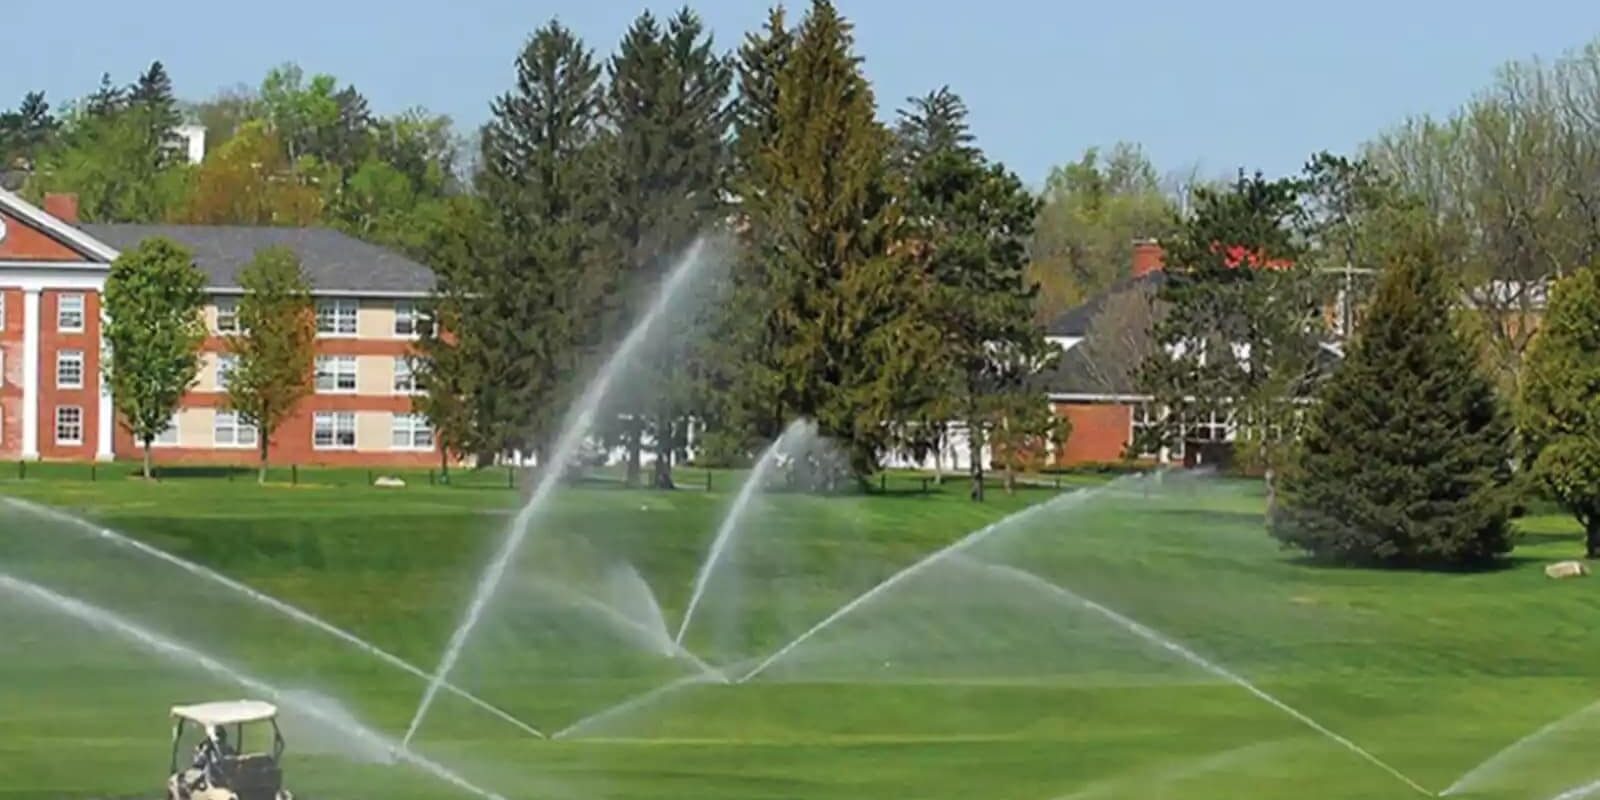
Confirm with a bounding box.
[96,328,114,461]
[21,288,40,460]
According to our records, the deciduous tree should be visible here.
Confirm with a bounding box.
[228,247,316,483]
[103,237,207,479]
[1519,261,1600,558]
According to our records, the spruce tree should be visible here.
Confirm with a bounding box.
[894,88,1045,500]
[128,61,183,168]
[468,20,613,460]
[605,8,732,488]
[1519,262,1600,558]
[1272,239,1514,567]
[741,0,938,477]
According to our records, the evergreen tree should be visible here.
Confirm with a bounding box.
[460,20,612,460]
[1272,240,1514,567]
[85,73,127,118]
[731,6,793,183]
[103,237,207,479]
[895,88,1048,500]
[1137,172,1330,509]
[0,92,59,171]
[605,8,733,488]
[1519,262,1600,558]
[128,61,184,169]
[741,0,937,477]
[227,247,317,484]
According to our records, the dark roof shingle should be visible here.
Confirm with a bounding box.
[81,224,435,295]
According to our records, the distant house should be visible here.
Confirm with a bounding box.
[0,189,440,467]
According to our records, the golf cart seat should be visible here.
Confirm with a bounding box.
[214,754,281,800]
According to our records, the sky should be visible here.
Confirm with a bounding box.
[4,0,1597,186]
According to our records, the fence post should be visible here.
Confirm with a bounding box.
[920,477,928,494]
[291,465,298,486]
[706,470,712,492]
[1054,475,1061,490]
[428,469,436,486]
[18,460,24,481]
[880,473,887,492]
[507,465,515,490]
[367,470,374,486]
[90,464,97,482]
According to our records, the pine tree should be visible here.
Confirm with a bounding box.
[465,20,612,460]
[85,73,127,118]
[103,237,207,479]
[1138,172,1330,508]
[731,6,793,183]
[128,61,183,168]
[604,8,733,488]
[1519,261,1600,558]
[228,247,317,484]
[1272,239,1514,567]
[895,88,1046,500]
[742,0,937,477]
[0,91,59,170]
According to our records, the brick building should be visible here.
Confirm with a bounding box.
[0,189,441,467]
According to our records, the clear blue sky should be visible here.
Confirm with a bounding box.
[5,0,1597,185]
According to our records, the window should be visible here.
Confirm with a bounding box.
[391,413,434,450]
[213,411,258,448]
[56,350,84,389]
[393,357,425,394]
[216,354,238,391]
[316,299,358,336]
[154,413,180,447]
[57,293,85,332]
[215,298,239,334]
[314,411,356,449]
[1130,403,1173,459]
[315,356,358,393]
[394,301,419,337]
[55,406,83,445]
[1187,409,1236,444]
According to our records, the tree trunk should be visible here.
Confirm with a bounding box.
[257,434,269,485]
[652,414,675,490]
[933,424,945,485]
[1587,518,1600,560]
[1002,416,1016,496]
[969,422,985,502]
[624,418,643,488]
[1264,466,1279,519]
[439,448,450,484]
[142,441,153,481]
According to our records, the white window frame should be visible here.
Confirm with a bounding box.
[393,357,425,395]
[0,293,6,330]
[215,297,240,334]
[216,354,239,391]
[57,293,85,333]
[313,411,357,450]
[316,299,359,337]
[391,413,434,450]
[213,411,259,449]
[153,412,180,447]
[54,406,83,446]
[393,301,419,338]
[315,355,358,394]
[56,349,84,390]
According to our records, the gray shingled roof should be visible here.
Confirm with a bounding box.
[1044,271,1165,336]
[81,224,436,295]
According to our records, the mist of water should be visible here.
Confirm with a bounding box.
[1444,700,1600,796]
[979,561,1434,798]
[406,237,720,748]
[675,418,815,646]
[607,563,671,655]
[0,572,506,800]
[0,496,544,740]
[737,486,1089,683]
[550,669,726,740]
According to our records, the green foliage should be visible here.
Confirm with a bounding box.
[102,237,208,478]
[1030,143,1177,321]
[1138,171,1332,490]
[1519,262,1600,557]
[178,121,324,225]
[895,87,1047,499]
[604,8,733,487]
[736,0,934,476]
[0,91,59,172]
[1273,241,1514,567]
[28,103,190,222]
[228,247,316,482]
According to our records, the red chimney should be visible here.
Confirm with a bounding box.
[1131,239,1165,278]
[44,193,80,225]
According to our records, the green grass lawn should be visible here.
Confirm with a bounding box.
[1,466,1596,800]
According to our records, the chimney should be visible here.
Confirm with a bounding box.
[1131,238,1165,278]
[43,193,80,225]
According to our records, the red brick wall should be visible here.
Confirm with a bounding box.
[1053,402,1134,465]
[0,210,83,261]
[38,290,101,459]
[0,288,21,457]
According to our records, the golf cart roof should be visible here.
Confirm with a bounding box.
[171,700,279,727]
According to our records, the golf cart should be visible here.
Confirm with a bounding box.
[167,700,293,800]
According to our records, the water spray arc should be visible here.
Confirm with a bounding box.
[405,238,719,748]
[982,562,1434,799]
[0,573,506,800]
[675,419,814,646]
[1,497,544,740]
